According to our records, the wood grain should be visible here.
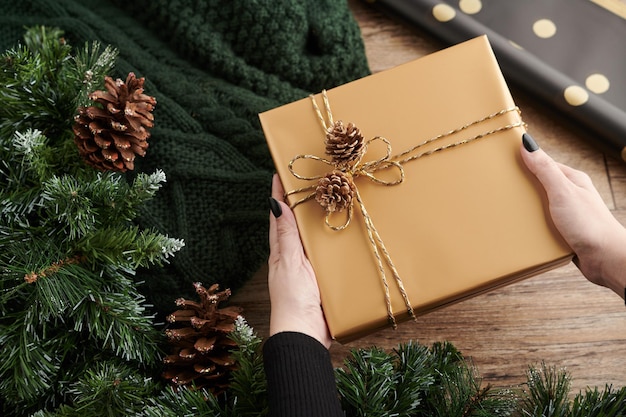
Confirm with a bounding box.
[232,0,626,394]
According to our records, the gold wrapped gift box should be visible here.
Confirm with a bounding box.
[260,36,573,343]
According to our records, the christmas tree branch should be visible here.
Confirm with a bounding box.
[517,362,571,417]
[0,26,179,414]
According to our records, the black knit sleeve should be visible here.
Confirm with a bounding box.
[263,332,344,417]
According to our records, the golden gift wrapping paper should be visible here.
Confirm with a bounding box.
[260,36,573,343]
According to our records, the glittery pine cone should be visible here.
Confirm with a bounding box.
[162,282,243,394]
[325,120,364,166]
[73,72,156,172]
[315,170,355,213]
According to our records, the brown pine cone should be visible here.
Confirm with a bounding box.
[325,120,364,167]
[315,170,355,213]
[73,73,156,172]
[162,282,243,394]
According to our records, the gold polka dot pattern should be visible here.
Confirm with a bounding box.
[533,19,557,38]
[564,85,589,106]
[432,4,457,22]
[586,73,611,94]
[459,0,482,14]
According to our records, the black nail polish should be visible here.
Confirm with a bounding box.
[522,133,539,152]
[268,197,282,218]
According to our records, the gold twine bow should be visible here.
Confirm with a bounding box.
[286,90,525,328]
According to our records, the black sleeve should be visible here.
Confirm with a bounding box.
[263,331,344,417]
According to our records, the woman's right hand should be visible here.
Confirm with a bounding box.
[520,133,626,300]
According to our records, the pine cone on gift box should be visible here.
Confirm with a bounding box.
[73,72,156,172]
[315,170,355,213]
[325,120,364,167]
[162,282,243,394]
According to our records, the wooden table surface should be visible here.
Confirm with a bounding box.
[233,0,626,394]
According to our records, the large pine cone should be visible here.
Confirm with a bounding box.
[73,73,156,172]
[162,283,243,394]
[315,170,355,213]
[325,120,364,167]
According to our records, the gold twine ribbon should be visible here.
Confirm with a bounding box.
[286,90,525,328]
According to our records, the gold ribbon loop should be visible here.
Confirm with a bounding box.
[355,136,405,186]
[324,203,353,231]
[286,90,526,328]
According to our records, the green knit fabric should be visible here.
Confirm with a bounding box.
[0,0,370,313]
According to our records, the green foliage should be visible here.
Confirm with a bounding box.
[337,340,516,417]
[517,363,572,417]
[427,366,517,417]
[0,26,182,415]
[40,170,168,240]
[336,342,433,416]
[138,386,221,417]
[419,341,517,416]
[569,385,626,417]
[335,344,626,417]
[516,364,626,417]
[31,361,160,417]
[0,26,117,141]
[227,317,269,416]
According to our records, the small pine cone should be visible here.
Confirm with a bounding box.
[315,170,355,213]
[162,282,243,395]
[73,72,156,172]
[325,120,364,167]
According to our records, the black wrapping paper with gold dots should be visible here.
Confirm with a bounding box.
[367,0,626,161]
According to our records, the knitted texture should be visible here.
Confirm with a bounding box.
[0,0,370,313]
[263,332,344,417]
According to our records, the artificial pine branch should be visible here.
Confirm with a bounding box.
[569,385,626,417]
[6,129,53,186]
[225,316,268,416]
[74,225,183,269]
[336,346,403,415]
[517,362,572,417]
[336,340,516,417]
[427,365,517,417]
[139,386,219,417]
[31,362,160,417]
[71,43,119,111]
[0,27,116,142]
[387,341,434,414]
[0,26,181,415]
[1,130,53,226]
[515,363,626,417]
[40,170,172,242]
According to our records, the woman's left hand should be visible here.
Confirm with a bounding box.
[268,174,332,349]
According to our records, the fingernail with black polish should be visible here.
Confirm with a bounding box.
[268,197,282,218]
[522,133,539,152]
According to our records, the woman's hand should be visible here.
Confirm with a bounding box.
[521,133,626,300]
[267,174,332,348]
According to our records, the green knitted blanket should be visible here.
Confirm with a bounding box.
[0,0,370,313]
